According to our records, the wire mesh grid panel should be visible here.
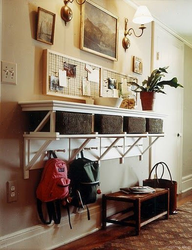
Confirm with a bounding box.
[43,49,101,100]
[102,68,129,97]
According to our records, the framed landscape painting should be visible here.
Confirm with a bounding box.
[80,0,118,61]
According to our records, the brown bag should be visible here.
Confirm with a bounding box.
[143,162,177,214]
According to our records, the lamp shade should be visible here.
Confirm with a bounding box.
[133,6,153,24]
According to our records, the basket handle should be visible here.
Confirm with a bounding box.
[148,162,173,183]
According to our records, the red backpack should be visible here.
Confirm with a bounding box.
[36,157,70,202]
[36,151,71,226]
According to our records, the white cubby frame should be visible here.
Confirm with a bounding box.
[20,100,165,179]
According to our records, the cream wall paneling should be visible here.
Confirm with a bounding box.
[19,100,165,179]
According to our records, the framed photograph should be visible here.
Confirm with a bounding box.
[80,0,118,61]
[36,7,56,45]
[133,56,143,74]
[63,62,77,78]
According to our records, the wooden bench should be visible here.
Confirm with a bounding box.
[102,188,169,235]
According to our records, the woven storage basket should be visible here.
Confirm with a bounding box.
[94,114,123,134]
[146,118,163,134]
[56,112,93,134]
[124,117,146,134]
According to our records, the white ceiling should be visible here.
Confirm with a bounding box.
[128,0,192,47]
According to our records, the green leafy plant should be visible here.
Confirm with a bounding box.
[132,66,183,94]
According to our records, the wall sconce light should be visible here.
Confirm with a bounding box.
[61,0,86,25]
[122,6,153,51]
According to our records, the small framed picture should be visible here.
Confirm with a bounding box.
[63,62,77,78]
[36,7,56,45]
[133,56,143,75]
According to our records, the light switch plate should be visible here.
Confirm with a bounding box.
[1,61,17,85]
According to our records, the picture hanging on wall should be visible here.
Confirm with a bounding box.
[133,56,143,75]
[80,0,118,61]
[36,7,56,45]
[63,62,77,78]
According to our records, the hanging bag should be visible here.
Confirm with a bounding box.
[36,150,72,227]
[68,151,100,220]
[143,161,177,214]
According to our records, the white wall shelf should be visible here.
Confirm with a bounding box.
[19,100,165,179]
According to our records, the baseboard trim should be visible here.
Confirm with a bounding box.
[0,205,101,250]
[182,174,192,193]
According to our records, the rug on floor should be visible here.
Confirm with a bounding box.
[93,201,192,250]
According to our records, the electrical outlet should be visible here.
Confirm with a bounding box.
[7,180,18,202]
[1,61,17,84]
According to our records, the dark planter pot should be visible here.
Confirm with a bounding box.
[140,92,155,111]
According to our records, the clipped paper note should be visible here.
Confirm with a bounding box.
[85,64,99,84]
[85,64,92,73]
[59,69,67,87]
[82,78,91,96]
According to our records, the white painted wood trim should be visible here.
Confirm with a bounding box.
[19,100,166,119]
[182,174,192,193]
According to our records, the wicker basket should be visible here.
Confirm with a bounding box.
[94,114,123,134]
[146,118,163,134]
[56,112,93,134]
[124,117,146,134]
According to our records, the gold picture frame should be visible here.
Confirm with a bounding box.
[80,0,118,61]
[36,7,56,45]
[133,56,143,75]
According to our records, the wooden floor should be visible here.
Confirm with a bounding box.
[54,189,192,250]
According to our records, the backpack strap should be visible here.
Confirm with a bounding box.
[51,200,61,224]
[76,190,91,221]
[86,205,90,220]
[48,150,57,159]
[80,150,84,158]
[65,203,72,229]
[37,199,53,225]
[37,199,61,225]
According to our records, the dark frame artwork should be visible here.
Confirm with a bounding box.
[80,0,118,61]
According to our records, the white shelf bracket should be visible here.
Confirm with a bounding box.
[98,137,121,161]
[68,138,92,162]
[33,110,56,133]
[139,136,160,160]
[24,138,52,179]
[34,111,51,132]
[121,137,142,160]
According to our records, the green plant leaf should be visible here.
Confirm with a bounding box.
[158,77,183,89]
[131,66,183,94]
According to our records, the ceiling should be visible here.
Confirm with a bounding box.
[128,0,192,47]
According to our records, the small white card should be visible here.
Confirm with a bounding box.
[86,64,100,84]
[82,78,91,96]
[59,69,67,87]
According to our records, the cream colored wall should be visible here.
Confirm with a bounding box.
[0,0,152,248]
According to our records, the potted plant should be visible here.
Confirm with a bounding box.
[132,66,183,110]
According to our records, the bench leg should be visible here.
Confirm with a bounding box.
[166,189,170,219]
[102,194,107,229]
[134,199,141,235]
